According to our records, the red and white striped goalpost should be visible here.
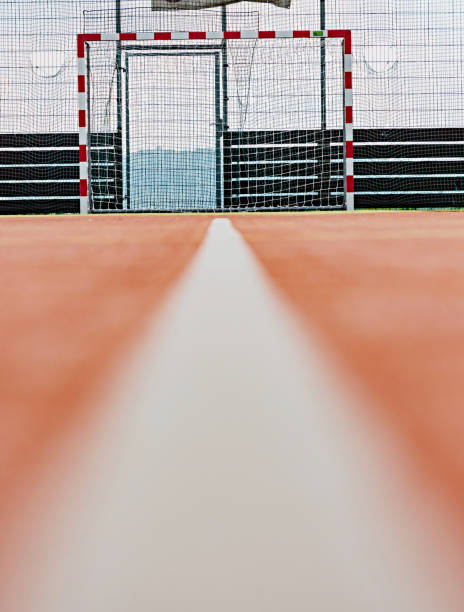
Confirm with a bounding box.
[77,30,354,214]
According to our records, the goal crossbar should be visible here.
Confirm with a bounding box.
[77,30,353,214]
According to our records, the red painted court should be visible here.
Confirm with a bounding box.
[1,211,464,611]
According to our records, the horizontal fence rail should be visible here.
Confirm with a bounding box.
[225,128,464,210]
[0,129,462,213]
[0,133,120,213]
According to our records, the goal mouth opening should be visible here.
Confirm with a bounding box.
[77,30,353,214]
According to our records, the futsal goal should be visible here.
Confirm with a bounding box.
[77,30,353,213]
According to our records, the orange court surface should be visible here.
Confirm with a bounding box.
[1,210,464,611]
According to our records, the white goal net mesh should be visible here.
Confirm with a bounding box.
[85,36,346,212]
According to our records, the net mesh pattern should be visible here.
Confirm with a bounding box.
[0,0,463,212]
[1,1,461,132]
[86,37,345,212]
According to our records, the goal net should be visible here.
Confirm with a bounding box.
[78,31,353,213]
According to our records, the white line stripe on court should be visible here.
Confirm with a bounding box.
[6,219,463,612]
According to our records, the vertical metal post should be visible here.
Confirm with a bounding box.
[125,54,131,210]
[221,6,229,131]
[86,43,93,211]
[221,6,229,208]
[116,0,122,68]
[215,53,222,209]
[320,0,326,130]
[115,0,123,208]
[317,0,328,206]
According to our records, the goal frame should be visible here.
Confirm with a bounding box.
[77,29,353,214]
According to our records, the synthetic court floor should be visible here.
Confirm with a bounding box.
[1,211,464,611]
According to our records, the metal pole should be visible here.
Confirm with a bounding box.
[125,54,131,210]
[221,6,229,208]
[215,53,222,209]
[116,0,123,207]
[318,0,328,207]
[116,0,122,105]
[86,44,93,211]
[320,0,326,130]
[221,6,229,131]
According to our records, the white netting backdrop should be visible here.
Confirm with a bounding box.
[0,0,463,212]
